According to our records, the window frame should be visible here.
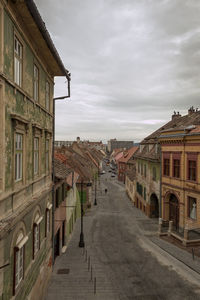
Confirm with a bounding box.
[188,196,197,220]
[188,160,197,182]
[14,35,23,87]
[152,166,156,181]
[15,133,23,182]
[173,159,180,178]
[144,164,146,177]
[45,139,49,172]
[138,162,140,174]
[34,137,39,175]
[33,64,39,101]
[163,158,170,176]
[45,81,50,111]
[46,209,50,236]
[32,213,43,259]
[33,223,40,259]
[55,188,59,208]
[13,232,28,295]
[144,187,146,200]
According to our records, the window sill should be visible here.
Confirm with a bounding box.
[187,217,197,222]
[186,179,197,184]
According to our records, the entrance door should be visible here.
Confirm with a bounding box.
[62,221,65,247]
[169,194,179,230]
[54,229,60,260]
[150,194,159,218]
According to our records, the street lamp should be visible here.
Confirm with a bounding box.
[94,176,97,206]
[94,162,99,206]
[79,179,85,247]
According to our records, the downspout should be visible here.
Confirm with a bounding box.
[52,82,70,265]
[159,143,162,219]
[183,136,186,230]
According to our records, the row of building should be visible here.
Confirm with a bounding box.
[123,108,200,246]
[0,1,105,299]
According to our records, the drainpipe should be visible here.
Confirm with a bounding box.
[159,143,162,219]
[52,86,70,264]
[183,136,186,230]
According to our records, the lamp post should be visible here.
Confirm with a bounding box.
[94,176,97,206]
[79,179,85,247]
[94,161,100,206]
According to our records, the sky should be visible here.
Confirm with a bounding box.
[35,0,200,143]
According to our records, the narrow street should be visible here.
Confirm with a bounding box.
[45,168,200,300]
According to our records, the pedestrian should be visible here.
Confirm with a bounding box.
[105,188,107,194]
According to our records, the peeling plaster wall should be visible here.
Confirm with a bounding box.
[0,6,55,300]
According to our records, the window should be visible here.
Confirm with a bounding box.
[15,133,23,181]
[173,159,180,178]
[55,189,59,208]
[34,137,39,175]
[164,158,170,176]
[144,187,146,200]
[15,247,24,289]
[188,197,197,220]
[188,160,196,181]
[45,81,50,110]
[144,164,146,177]
[136,182,143,196]
[62,183,65,201]
[138,162,140,173]
[46,139,49,172]
[13,231,28,295]
[141,163,143,175]
[33,64,39,101]
[14,36,22,86]
[46,209,50,236]
[153,167,156,181]
[33,213,43,259]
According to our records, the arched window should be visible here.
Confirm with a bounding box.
[33,213,43,259]
[13,230,28,295]
[46,202,52,237]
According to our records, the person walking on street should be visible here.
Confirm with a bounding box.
[105,188,107,194]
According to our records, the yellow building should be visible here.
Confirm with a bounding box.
[159,110,200,245]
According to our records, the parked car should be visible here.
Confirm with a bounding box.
[111,173,115,177]
[109,170,112,172]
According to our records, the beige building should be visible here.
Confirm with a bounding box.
[0,1,70,299]
[159,109,200,245]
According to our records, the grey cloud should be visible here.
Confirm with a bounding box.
[35,0,200,143]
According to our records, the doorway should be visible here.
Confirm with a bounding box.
[150,193,159,218]
[169,194,179,230]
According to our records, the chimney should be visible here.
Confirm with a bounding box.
[188,106,195,115]
[172,111,181,121]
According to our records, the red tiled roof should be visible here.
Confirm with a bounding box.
[115,151,124,162]
[118,146,138,163]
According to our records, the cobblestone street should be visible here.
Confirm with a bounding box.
[45,171,200,300]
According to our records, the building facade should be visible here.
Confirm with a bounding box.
[159,123,200,244]
[117,147,138,183]
[107,139,134,153]
[0,1,70,299]
[134,143,160,218]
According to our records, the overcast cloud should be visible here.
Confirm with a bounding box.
[35,0,200,143]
